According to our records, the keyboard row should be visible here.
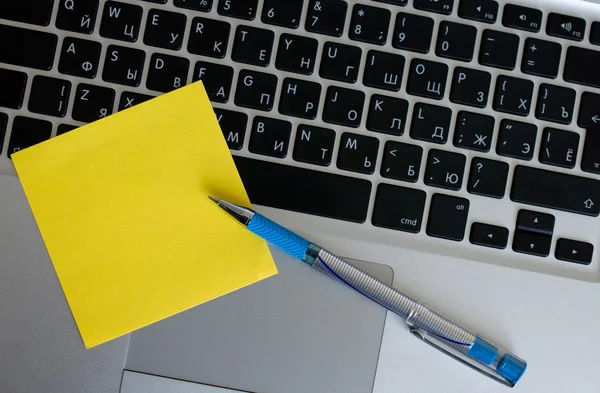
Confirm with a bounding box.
[5,0,600,46]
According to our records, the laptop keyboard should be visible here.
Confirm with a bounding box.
[2,0,600,277]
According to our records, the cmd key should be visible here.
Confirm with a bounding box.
[233,156,372,223]
[0,25,57,70]
[0,0,54,26]
[372,184,427,234]
[511,166,600,216]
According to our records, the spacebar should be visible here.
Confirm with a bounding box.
[511,165,600,217]
[233,156,372,223]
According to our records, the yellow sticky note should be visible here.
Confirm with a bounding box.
[12,82,277,348]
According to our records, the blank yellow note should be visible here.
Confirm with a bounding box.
[12,82,277,348]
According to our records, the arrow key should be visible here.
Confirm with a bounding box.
[556,238,593,265]
[470,222,508,249]
[517,209,555,237]
[513,231,551,257]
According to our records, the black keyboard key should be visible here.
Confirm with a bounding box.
[410,103,452,144]
[118,91,153,111]
[458,0,498,23]
[293,125,336,166]
[453,111,494,152]
[28,76,71,118]
[535,84,575,125]
[372,184,426,233]
[539,128,579,169]
[517,210,554,237]
[479,30,519,70]
[406,59,447,100]
[0,0,54,26]
[72,84,115,123]
[492,75,533,116]
[102,45,145,87]
[319,42,361,83]
[56,0,99,34]
[496,119,537,161]
[546,13,585,41]
[276,34,318,75]
[234,156,372,223]
[141,0,167,3]
[502,4,542,32]
[467,157,508,198]
[232,25,274,67]
[381,141,422,183]
[470,223,508,249]
[56,124,78,136]
[279,78,321,120]
[0,25,57,70]
[392,12,434,54]
[414,0,453,15]
[192,61,233,103]
[234,70,278,111]
[0,113,6,154]
[366,94,409,136]
[427,194,469,241]
[100,1,143,42]
[556,239,593,265]
[147,53,189,93]
[214,108,247,150]
[0,68,27,109]
[322,86,365,128]
[578,92,600,129]
[261,0,303,28]
[58,37,102,79]
[582,127,600,175]
[337,133,379,174]
[363,50,405,91]
[424,149,466,191]
[144,9,186,51]
[174,0,213,12]
[511,165,600,216]
[513,231,551,257]
[564,47,600,89]
[248,116,291,158]
[592,22,600,45]
[188,17,230,59]
[450,67,491,108]
[217,0,258,20]
[436,21,477,62]
[521,38,561,79]
[305,0,347,37]
[349,4,391,45]
[7,117,52,157]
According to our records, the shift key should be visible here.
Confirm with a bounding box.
[511,165,600,216]
[0,24,58,70]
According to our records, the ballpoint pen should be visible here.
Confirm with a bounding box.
[210,197,527,387]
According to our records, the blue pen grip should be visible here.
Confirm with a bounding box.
[248,213,310,260]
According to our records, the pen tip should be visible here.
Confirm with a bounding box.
[208,196,220,204]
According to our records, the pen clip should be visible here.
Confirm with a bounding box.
[408,326,515,388]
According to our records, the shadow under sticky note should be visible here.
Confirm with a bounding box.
[11,82,277,348]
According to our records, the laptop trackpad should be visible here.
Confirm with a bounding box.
[126,246,393,393]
